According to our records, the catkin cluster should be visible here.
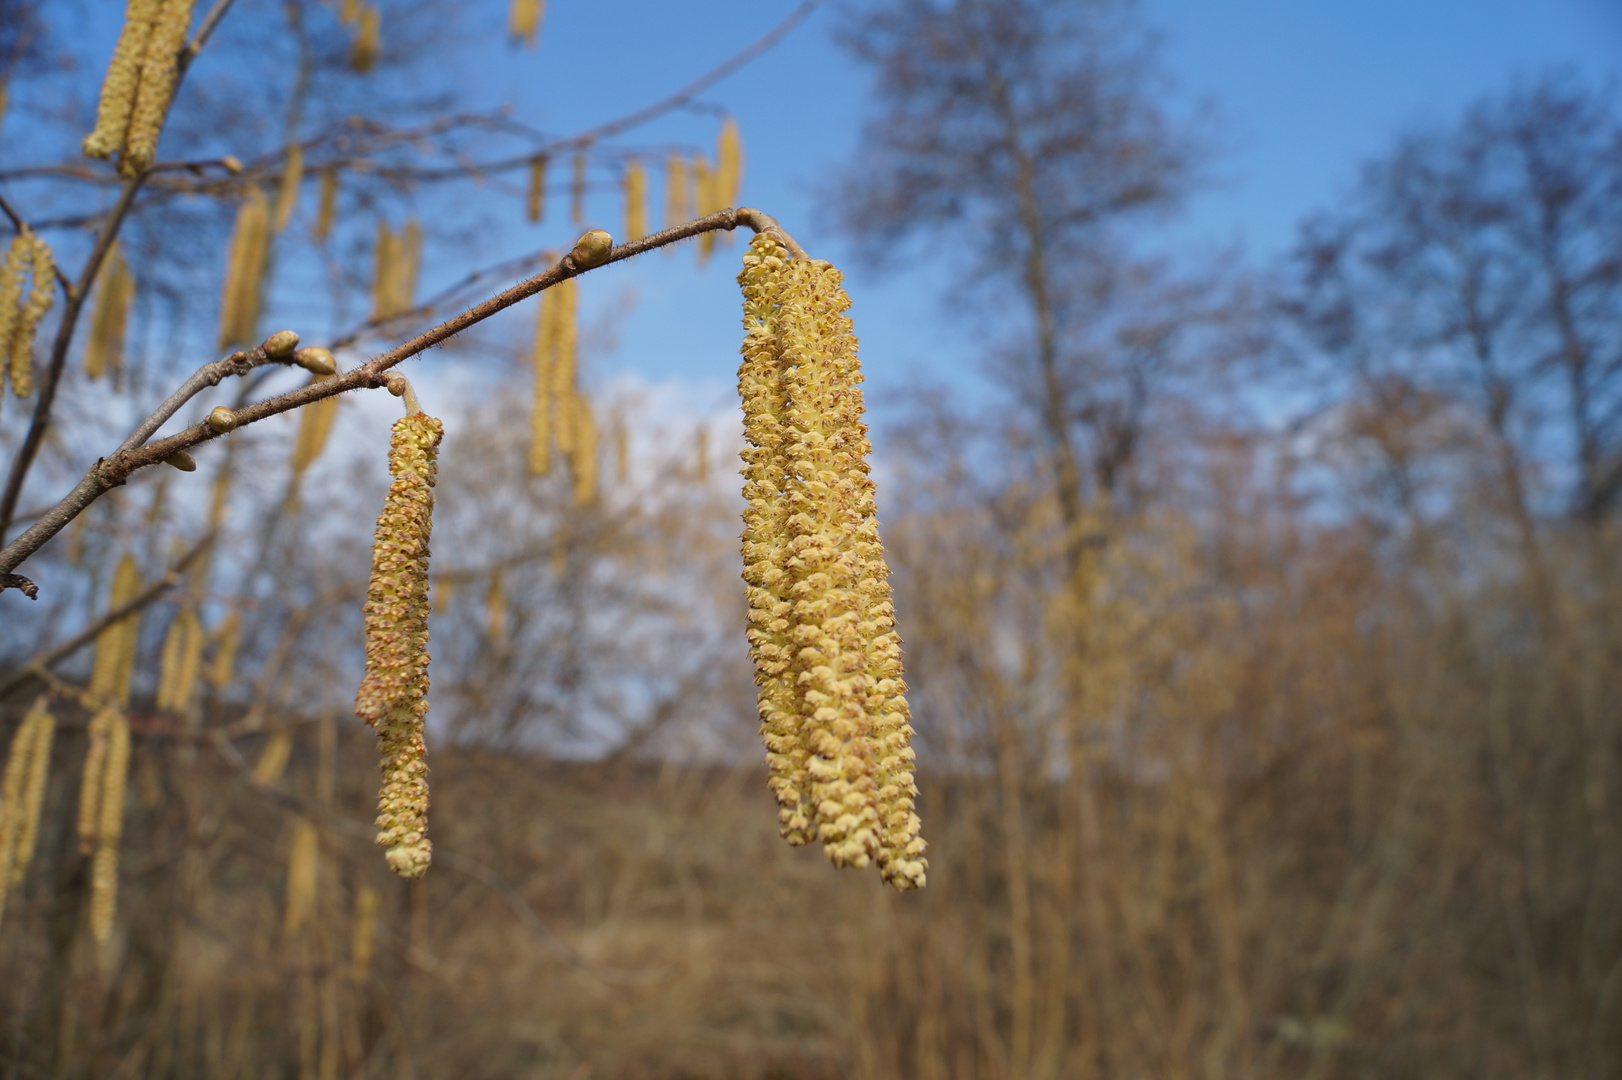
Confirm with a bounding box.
[0,698,56,929]
[355,412,443,879]
[528,275,596,504]
[218,188,269,348]
[85,242,134,381]
[372,220,423,323]
[0,229,57,401]
[736,233,926,890]
[82,0,197,175]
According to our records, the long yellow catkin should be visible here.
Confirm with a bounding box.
[290,376,339,475]
[614,416,628,484]
[693,154,716,265]
[89,553,143,707]
[371,220,396,321]
[313,167,338,244]
[156,607,185,710]
[218,187,269,348]
[13,699,55,888]
[0,701,42,924]
[211,608,241,687]
[548,277,578,457]
[0,232,56,399]
[83,0,160,160]
[508,0,545,47]
[90,710,132,943]
[395,219,422,316]
[622,159,647,243]
[174,608,203,707]
[715,118,743,247]
[77,706,114,855]
[253,731,293,786]
[570,151,586,225]
[273,143,304,234]
[0,237,23,395]
[351,885,379,980]
[526,155,547,224]
[571,391,597,507]
[663,151,689,235]
[355,413,443,879]
[158,608,201,712]
[736,234,926,890]
[85,241,134,381]
[284,818,319,938]
[529,276,557,476]
[350,4,381,73]
[120,0,196,176]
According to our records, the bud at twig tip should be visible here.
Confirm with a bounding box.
[295,346,336,375]
[262,330,300,358]
[165,451,197,472]
[380,372,407,397]
[208,406,237,433]
[569,230,613,269]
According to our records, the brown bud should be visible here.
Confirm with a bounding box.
[568,229,613,269]
[165,450,197,472]
[294,346,336,375]
[262,329,300,358]
[381,372,407,397]
[221,155,243,174]
[208,406,237,433]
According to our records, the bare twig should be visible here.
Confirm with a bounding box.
[117,338,293,454]
[0,207,805,588]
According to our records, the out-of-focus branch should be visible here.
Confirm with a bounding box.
[0,208,805,589]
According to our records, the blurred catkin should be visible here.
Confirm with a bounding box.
[355,413,443,879]
[85,241,134,381]
[89,553,143,707]
[158,608,201,712]
[526,155,547,224]
[0,698,53,925]
[218,187,269,348]
[284,818,319,939]
[253,731,293,786]
[548,277,578,457]
[508,0,544,47]
[313,168,338,244]
[614,416,628,485]
[120,0,196,176]
[350,4,380,72]
[485,570,506,647]
[693,154,716,265]
[273,144,304,234]
[0,237,23,396]
[77,706,115,855]
[0,232,56,399]
[623,159,647,243]
[715,118,743,246]
[529,276,557,476]
[89,709,131,943]
[82,0,158,161]
[735,235,926,889]
[350,885,379,980]
[570,390,597,506]
[663,151,689,235]
[371,220,421,322]
[290,377,340,476]
[571,151,586,225]
[211,608,241,687]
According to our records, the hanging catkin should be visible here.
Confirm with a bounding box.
[692,154,716,265]
[355,412,443,879]
[253,731,293,786]
[570,151,586,225]
[395,219,422,315]
[528,276,557,476]
[508,0,544,47]
[715,118,743,247]
[290,377,339,475]
[85,241,134,381]
[283,818,319,938]
[370,220,396,321]
[0,698,54,927]
[0,231,57,399]
[614,416,628,485]
[350,4,381,73]
[663,151,689,235]
[622,159,647,243]
[82,0,159,161]
[273,143,304,234]
[210,608,241,688]
[548,277,578,457]
[89,553,143,708]
[350,885,379,980]
[89,709,131,943]
[157,608,201,712]
[313,167,338,244]
[371,219,421,322]
[157,608,185,710]
[570,390,597,506]
[119,0,196,175]
[526,155,547,224]
[218,187,269,348]
[735,233,926,890]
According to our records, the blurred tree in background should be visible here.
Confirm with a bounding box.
[0,0,1617,1076]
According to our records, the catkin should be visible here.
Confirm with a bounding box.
[0,237,23,396]
[120,0,196,176]
[548,277,578,456]
[0,699,52,925]
[371,220,396,321]
[529,276,556,476]
[485,569,506,647]
[663,151,689,234]
[218,187,269,348]
[211,608,241,687]
[77,706,115,854]
[355,413,443,879]
[0,232,56,399]
[570,151,586,225]
[715,118,743,247]
[508,0,544,47]
[89,553,143,707]
[273,143,304,234]
[284,818,319,938]
[85,241,134,381]
[526,155,547,224]
[83,0,160,160]
[622,159,647,243]
[157,608,185,710]
[158,608,201,712]
[350,885,379,980]
[570,390,597,506]
[350,4,381,73]
[253,731,293,786]
[313,168,338,244]
[89,709,131,943]
[371,219,422,322]
[735,234,926,889]
[290,378,339,475]
[693,154,716,265]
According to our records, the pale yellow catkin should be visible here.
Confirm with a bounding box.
[693,154,716,265]
[350,4,380,73]
[339,0,361,26]
[356,413,443,879]
[735,235,926,889]
[350,885,379,980]
[570,390,597,507]
[77,706,115,854]
[0,701,44,925]
[663,151,689,234]
[120,0,197,176]
[371,220,396,321]
[156,607,185,711]
[174,608,203,708]
[253,731,293,786]
[284,818,319,938]
[715,118,742,247]
[526,155,547,224]
[13,699,55,889]
[290,377,339,475]
[0,236,27,399]
[548,277,578,456]
[529,277,557,476]
[508,0,544,47]
[313,167,338,244]
[157,608,201,712]
[622,159,647,243]
[83,0,160,161]
[89,709,131,944]
[394,219,422,316]
[1,232,56,399]
[570,151,586,225]
[210,608,241,688]
[89,553,142,707]
[273,143,304,234]
[218,187,269,348]
[85,241,134,381]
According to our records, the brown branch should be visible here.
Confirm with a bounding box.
[0,208,806,589]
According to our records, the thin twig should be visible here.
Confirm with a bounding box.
[117,339,290,454]
[0,207,805,587]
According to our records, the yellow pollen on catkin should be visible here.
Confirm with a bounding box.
[273,143,304,234]
[85,241,134,381]
[508,0,544,47]
[734,234,926,889]
[350,4,381,72]
[623,159,647,243]
[356,413,443,879]
[0,232,56,399]
[571,151,587,225]
[119,0,196,176]
[313,168,338,244]
[526,155,547,224]
[89,709,131,943]
[0,237,23,396]
[83,0,160,161]
[219,187,269,348]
